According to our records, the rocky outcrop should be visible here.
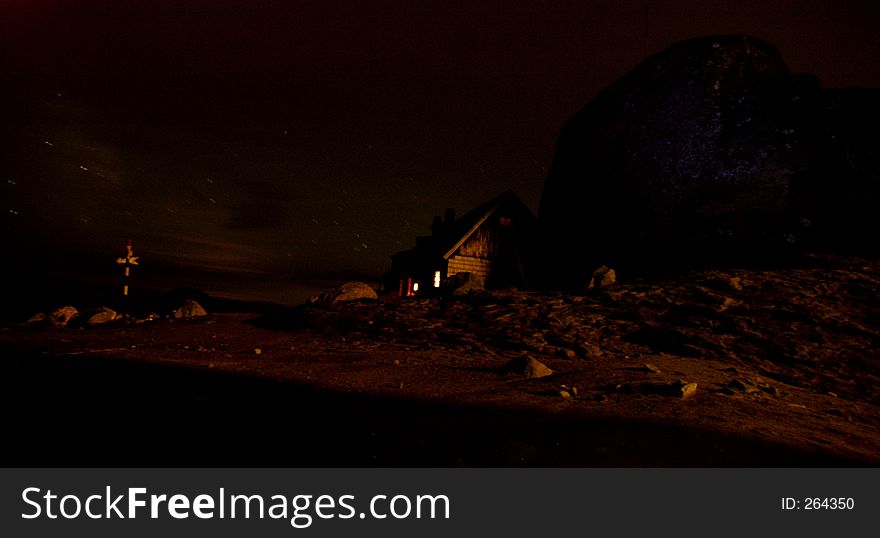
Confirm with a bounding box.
[537,34,880,287]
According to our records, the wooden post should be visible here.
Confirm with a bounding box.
[116,240,140,299]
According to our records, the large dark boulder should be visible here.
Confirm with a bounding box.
[537,34,880,287]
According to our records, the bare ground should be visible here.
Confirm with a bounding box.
[2,254,878,466]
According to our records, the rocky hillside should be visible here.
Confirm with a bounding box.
[269,255,880,410]
[250,254,880,463]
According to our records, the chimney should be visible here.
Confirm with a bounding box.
[444,208,455,224]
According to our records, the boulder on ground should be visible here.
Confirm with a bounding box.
[307,282,378,304]
[86,307,117,325]
[48,306,78,328]
[502,355,553,379]
[173,300,207,319]
[26,313,47,325]
[161,287,212,314]
[680,382,698,400]
[587,266,617,290]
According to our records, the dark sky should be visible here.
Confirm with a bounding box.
[2,0,880,299]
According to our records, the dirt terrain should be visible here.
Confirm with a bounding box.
[2,254,878,466]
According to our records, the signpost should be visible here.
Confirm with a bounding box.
[116,240,139,298]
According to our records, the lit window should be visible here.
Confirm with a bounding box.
[433,271,441,287]
[413,282,420,292]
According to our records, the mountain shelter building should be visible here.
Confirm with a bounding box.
[384,190,535,296]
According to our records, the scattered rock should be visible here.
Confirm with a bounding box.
[680,382,698,400]
[579,341,602,358]
[560,384,578,396]
[705,272,747,292]
[48,306,78,328]
[728,377,779,396]
[729,379,758,394]
[447,272,486,296]
[135,312,162,325]
[644,363,662,374]
[26,313,47,325]
[308,282,378,304]
[173,300,207,319]
[621,380,698,399]
[502,356,553,379]
[557,347,577,360]
[587,266,617,289]
[86,307,117,326]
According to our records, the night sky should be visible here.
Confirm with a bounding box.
[3,0,880,303]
